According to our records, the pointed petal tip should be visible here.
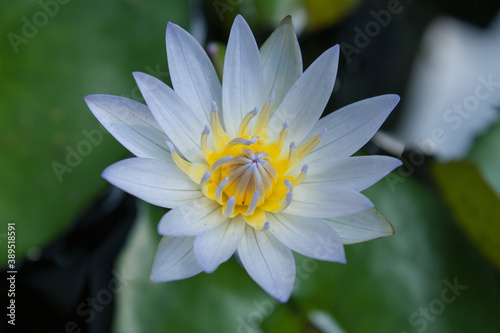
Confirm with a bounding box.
[390,94,401,105]
[83,95,98,108]
[280,15,293,25]
[378,94,401,108]
[84,94,124,107]
[387,221,395,236]
[83,93,111,105]
[100,167,110,181]
[166,21,174,31]
[132,71,148,85]
[83,94,94,103]
[165,21,186,40]
[232,14,252,32]
[330,44,340,59]
[132,71,160,87]
[100,162,122,184]
[166,21,180,31]
[375,94,401,114]
[321,44,340,63]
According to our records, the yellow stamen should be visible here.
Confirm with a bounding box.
[166,141,207,183]
[271,120,289,150]
[200,125,216,160]
[289,129,326,170]
[200,171,211,197]
[291,164,308,186]
[251,91,275,142]
[215,177,228,204]
[272,179,293,213]
[210,101,231,153]
[237,107,258,137]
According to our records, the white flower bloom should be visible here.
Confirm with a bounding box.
[85,15,401,302]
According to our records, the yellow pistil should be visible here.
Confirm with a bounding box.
[169,93,321,230]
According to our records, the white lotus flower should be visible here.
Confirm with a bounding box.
[85,15,401,302]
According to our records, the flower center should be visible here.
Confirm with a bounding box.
[167,92,325,230]
[222,149,277,206]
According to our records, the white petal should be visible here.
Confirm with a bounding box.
[286,183,373,218]
[166,22,221,123]
[193,216,245,273]
[150,236,202,282]
[305,155,402,191]
[269,45,339,142]
[102,157,202,208]
[222,15,265,137]
[323,208,394,244]
[85,94,170,161]
[133,72,205,162]
[260,16,302,110]
[268,213,345,263]
[304,95,400,163]
[237,225,295,302]
[158,197,226,236]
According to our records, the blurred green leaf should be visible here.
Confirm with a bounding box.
[432,161,500,270]
[0,0,190,264]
